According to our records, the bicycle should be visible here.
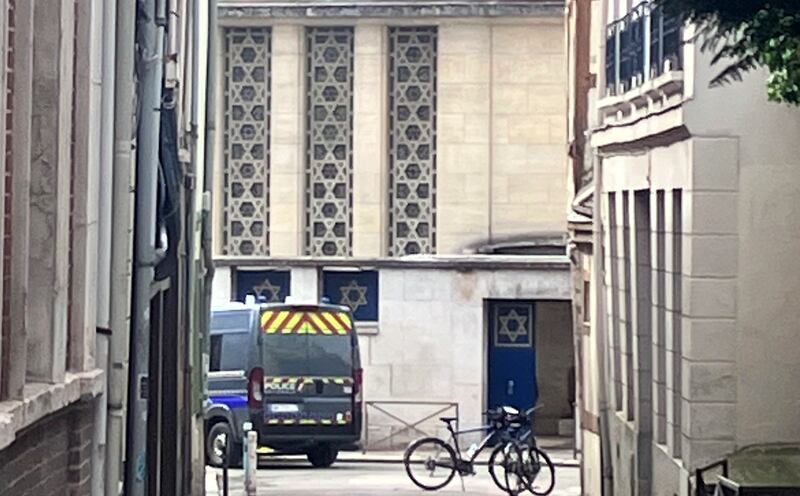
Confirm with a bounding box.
[494,408,555,495]
[403,406,553,494]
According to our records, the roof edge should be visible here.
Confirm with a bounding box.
[219,1,565,19]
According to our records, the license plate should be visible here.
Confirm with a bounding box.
[269,403,299,413]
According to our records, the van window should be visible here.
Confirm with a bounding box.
[210,332,250,372]
[262,334,352,377]
[211,311,251,332]
[210,310,252,372]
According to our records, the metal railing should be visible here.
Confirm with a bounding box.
[696,460,729,496]
[363,401,459,451]
[606,2,683,96]
[696,458,800,496]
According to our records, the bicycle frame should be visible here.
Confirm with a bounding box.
[445,424,496,465]
[444,421,533,467]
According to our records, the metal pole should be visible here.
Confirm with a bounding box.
[202,0,218,353]
[106,0,137,491]
[97,0,116,329]
[126,0,167,493]
[243,422,258,495]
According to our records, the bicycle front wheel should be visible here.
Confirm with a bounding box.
[502,442,526,495]
[524,446,556,495]
[403,437,457,491]
[488,442,512,492]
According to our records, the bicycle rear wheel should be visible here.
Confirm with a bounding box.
[403,437,457,491]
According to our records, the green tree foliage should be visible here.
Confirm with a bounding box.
[656,0,800,105]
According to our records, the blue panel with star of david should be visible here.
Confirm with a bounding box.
[493,302,533,347]
[322,270,379,322]
[235,270,291,303]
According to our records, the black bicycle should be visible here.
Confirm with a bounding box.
[403,406,554,494]
[491,407,555,495]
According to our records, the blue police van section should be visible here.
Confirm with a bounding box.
[204,300,363,468]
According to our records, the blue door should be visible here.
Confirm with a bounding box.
[488,300,538,411]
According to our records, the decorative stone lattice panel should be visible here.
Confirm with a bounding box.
[389,27,437,256]
[223,28,270,256]
[305,27,354,257]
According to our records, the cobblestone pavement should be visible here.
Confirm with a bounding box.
[205,458,582,495]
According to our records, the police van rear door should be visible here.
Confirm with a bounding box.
[260,307,356,434]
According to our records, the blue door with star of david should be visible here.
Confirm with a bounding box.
[487,300,538,411]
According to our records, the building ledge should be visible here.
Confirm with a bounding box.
[593,71,686,150]
[215,254,571,271]
[0,369,104,451]
[218,0,565,19]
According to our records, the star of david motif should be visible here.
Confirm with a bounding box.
[339,280,368,313]
[498,309,529,344]
[253,278,282,303]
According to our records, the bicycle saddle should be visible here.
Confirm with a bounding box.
[439,417,457,423]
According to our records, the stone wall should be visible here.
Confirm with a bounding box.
[0,400,94,496]
[214,264,573,448]
[366,267,572,447]
[215,18,569,259]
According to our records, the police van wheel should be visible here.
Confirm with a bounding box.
[206,421,242,468]
[307,444,338,468]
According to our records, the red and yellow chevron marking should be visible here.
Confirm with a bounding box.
[264,376,353,386]
[260,309,352,335]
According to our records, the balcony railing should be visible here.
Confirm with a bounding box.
[605,2,683,96]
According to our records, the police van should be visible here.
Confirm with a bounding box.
[205,298,363,468]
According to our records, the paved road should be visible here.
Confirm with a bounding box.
[205,458,582,495]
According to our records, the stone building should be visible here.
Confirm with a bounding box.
[212,0,576,444]
[0,1,212,495]
[0,1,105,493]
[568,0,800,494]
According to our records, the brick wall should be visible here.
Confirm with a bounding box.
[0,400,94,496]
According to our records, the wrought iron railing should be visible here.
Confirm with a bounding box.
[605,2,683,96]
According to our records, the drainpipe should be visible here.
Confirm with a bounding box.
[126,0,167,493]
[97,0,115,330]
[105,0,137,491]
[91,0,111,491]
[202,0,218,385]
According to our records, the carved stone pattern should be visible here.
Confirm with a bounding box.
[305,27,354,256]
[223,28,270,256]
[389,27,437,256]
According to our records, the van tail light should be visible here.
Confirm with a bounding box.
[248,367,264,408]
[354,368,363,402]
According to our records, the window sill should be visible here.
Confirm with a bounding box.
[0,368,104,451]
[356,321,379,336]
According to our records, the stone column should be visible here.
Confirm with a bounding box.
[0,0,8,398]
[27,0,74,384]
[352,24,386,257]
[679,137,739,468]
[269,25,304,257]
[69,0,101,372]
[6,0,34,399]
